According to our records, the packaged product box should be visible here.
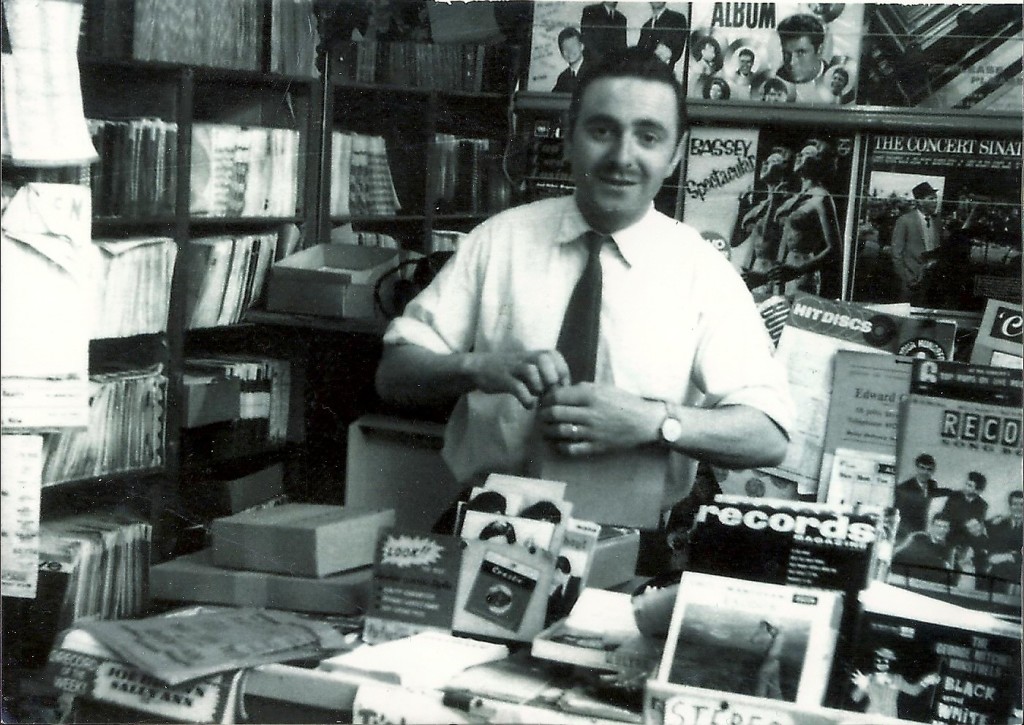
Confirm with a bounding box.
[150,549,372,615]
[211,503,394,577]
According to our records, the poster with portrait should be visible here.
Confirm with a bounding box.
[848,132,1023,313]
[687,2,864,104]
[526,2,690,93]
[857,4,1023,113]
[681,125,856,302]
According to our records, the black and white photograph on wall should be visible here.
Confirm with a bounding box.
[681,125,855,303]
[687,2,864,104]
[849,133,1023,313]
[527,2,690,93]
[857,3,1023,113]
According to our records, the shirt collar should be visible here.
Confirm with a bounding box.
[555,200,660,268]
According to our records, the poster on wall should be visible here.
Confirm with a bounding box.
[526,2,690,93]
[857,4,1023,113]
[686,2,864,104]
[681,125,856,302]
[848,133,1023,313]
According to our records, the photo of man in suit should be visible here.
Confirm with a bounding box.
[580,1,626,63]
[894,453,953,542]
[891,181,942,306]
[638,2,689,71]
[553,26,586,94]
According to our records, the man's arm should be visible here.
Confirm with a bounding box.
[375,343,570,411]
[537,384,787,469]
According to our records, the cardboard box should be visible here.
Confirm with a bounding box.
[587,525,640,590]
[182,373,241,428]
[266,243,398,319]
[210,463,285,514]
[150,549,371,615]
[345,415,463,532]
[211,503,395,577]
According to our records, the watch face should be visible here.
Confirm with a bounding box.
[661,417,683,443]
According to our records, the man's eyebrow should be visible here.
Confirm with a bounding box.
[581,114,671,134]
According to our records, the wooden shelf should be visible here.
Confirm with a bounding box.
[514,92,1023,136]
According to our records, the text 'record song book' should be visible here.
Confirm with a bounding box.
[656,571,843,708]
[888,358,1022,618]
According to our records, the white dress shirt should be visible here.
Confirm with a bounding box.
[384,195,793,519]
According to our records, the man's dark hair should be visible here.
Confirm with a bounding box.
[777,13,825,51]
[557,26,582,52]
[569,45,687,142]
[832,67,849,82]
[1009,490,1023,503]
[966,471,987,491]
[738,48,754,62]
[555,555,572,574]
[915,453,936,468]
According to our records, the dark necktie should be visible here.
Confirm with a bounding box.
[557,232,605,383]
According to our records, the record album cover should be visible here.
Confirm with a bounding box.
[857,4,1023,113]
[526,1,690,92]
[687,2,864,104]
[849,132,1022,312]
[681,126,856,302]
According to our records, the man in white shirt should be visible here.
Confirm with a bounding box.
[376,47,792,571]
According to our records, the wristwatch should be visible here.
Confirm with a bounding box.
[658,402,684,446]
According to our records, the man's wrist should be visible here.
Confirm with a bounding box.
[644,398,682,447]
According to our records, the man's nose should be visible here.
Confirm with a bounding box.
[608,134,637,166]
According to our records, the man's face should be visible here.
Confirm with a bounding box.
[793,143,819,175]
[738,54,754,75]
[560,36,584,65]
[700,43,716,63]
[1010,496,1023,520]
[650,2,666,11]
[963,478,980,496]
[831,72,848,94]
[874,654,894,673]
[760,151,788,181]
[781,35,822,82]
[764,85,788,103]
[929,518,951,542]
[569,77,683,232]
[914,461,935,483]
[965,518,985,537]
[918,194,939,216]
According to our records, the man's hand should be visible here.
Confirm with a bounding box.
[850,670,869,691]
[537,383,663,456]
[469,350,570,409]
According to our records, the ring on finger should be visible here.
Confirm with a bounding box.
[569,423,580,437]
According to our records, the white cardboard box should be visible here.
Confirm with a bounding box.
[266,243,398,318]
